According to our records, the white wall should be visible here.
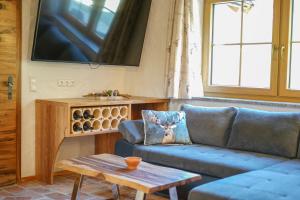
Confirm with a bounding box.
[21,0,171,177]
[123,0,171,98]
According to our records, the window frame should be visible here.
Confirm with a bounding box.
[63,0,111,45]
[202,0,282,98]
[278,0,300,98]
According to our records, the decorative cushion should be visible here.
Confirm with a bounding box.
[118,120,144,144]
[228,108,300,158]
[181,104,237,147]
[142,110,192,145]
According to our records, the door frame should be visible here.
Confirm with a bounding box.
[16,0,21,183]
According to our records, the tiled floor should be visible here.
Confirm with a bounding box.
[0,174,167,200]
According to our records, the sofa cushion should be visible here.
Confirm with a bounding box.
[228,108,300,158]
[181,104,237,147]
[189,160,300,200]
[263,159,300,176]
[118,120,145,144]
[132,144,286,178]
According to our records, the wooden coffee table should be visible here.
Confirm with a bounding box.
[56,154,202,200]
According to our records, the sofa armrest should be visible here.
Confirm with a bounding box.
[118,120,145,144]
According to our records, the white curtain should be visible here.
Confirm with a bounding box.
[165,0,204,99]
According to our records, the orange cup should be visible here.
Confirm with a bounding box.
[124,157,142,170]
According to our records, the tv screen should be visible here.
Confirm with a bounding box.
[32,0,152,66]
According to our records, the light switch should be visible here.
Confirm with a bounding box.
[30,77,37,92]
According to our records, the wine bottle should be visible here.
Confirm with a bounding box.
[83,123,93,131]
[73,111,83,120]
[83,110,94,119]
[73,123,82,132]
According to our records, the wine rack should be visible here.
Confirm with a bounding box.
[71,105,129,135]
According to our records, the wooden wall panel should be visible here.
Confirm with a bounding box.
[0,110,16,132]
[0,0,20,186]
[131,103,169,120]
[95,132,123,154]
[0,132,16,186]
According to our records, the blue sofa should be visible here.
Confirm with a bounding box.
[115,104,300,200]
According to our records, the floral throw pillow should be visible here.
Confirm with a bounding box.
[142,110,192,145]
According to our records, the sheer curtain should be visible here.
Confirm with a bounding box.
[165,0,204,98]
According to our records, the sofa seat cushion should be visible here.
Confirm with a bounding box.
[132,144,286,178]
[189,160,300,200]
[228,108,300,158]
[181,105,237,147]
[263,159,300,176]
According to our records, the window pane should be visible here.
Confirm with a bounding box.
[211,45,240,86]
[68,0,93,25]
[241,45,272,88]
[95,8,116,38]
[292,0,300,41]
[243,0,274,43]
[289,44,300,90]
[104,0,121,12]
[212,2,241,44]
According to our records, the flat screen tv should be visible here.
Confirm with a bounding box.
[32,0,152,66]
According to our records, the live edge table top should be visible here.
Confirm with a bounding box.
[56,154,202,194]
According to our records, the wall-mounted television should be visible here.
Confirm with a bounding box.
[31,0,152,66]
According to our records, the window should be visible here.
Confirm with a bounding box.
[95,0,120,38]
[282,0,300,97]
[289,0,300,90]
[203,0,300,101]
[66,0,120,41]
[68,0,94,25]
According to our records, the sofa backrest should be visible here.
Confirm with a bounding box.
[227,108,300,158]
[181,104,237,147]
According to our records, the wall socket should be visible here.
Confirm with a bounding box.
[57,80,75,87]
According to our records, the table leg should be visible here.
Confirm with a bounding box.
[71,175,84,200]
[169,187,178,200]
[112,184,120,200]
[135,191,146,200]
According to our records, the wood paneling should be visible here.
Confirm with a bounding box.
[35,102,69,184]
[131,103,169,120]
[0,132,16,186]
[0,0,20,186]
[36,97,169,184]
[0,110,16,132]
[95,132,123,154]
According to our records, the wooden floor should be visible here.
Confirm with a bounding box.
[0,174,167,200]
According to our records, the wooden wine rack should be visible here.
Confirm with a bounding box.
[35,97,169,184]
[71,105,129,135]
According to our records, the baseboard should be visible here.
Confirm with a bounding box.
[21,175,36,183]
[21,170,75,183]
